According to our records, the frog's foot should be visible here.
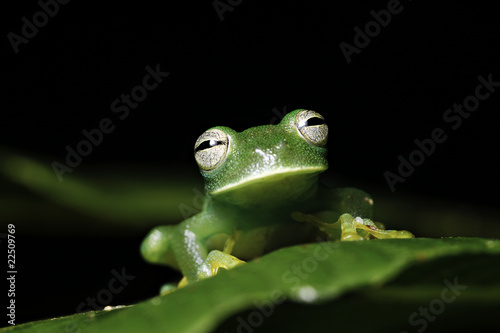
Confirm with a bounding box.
[292,212,414,241]
[167,252,245,292]
[160,252,244,294]
[339,214,414,240]
[197,250,245,280]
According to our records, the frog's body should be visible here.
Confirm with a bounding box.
[141,110,413,285]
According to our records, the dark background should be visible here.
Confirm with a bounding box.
[1,0,499,326]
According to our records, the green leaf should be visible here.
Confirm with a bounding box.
[4,237,500,332]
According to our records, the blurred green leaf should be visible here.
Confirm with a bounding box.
[0,148,203,234]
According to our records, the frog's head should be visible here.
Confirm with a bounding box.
[194,109,328,207]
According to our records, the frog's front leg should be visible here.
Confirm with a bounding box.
[293,187,414,240]
[172,214,245,283]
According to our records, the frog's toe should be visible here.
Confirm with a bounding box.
[197,250,245,280]
[352,216,415,239]
[340,232,364,241]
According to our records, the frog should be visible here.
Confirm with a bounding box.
[141,109,414,288]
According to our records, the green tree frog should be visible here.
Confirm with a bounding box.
[141,109,413,286]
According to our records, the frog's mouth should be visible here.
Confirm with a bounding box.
[209,166,326,207]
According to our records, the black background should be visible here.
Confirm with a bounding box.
[2,0,499,326]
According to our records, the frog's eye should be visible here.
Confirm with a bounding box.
[194,128,229,171]
[295,110,328,147]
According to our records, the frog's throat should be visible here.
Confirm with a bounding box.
[209,166,327,195]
